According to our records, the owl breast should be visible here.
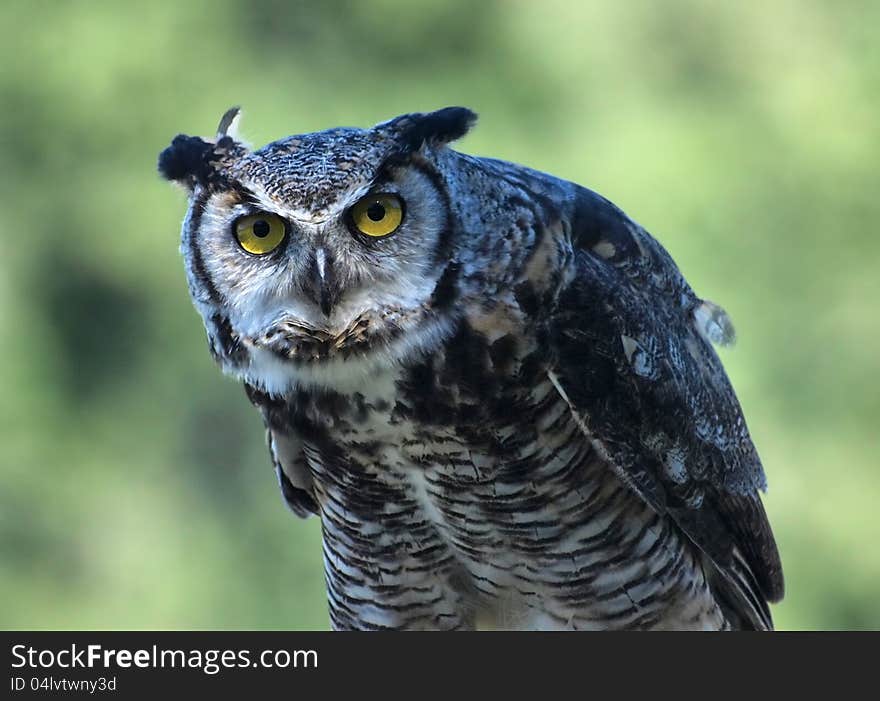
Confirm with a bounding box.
[294,312,726,630]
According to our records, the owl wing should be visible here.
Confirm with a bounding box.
[244,384,318,518]
[545,186,783,629]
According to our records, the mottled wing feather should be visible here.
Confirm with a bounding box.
[548,187,783,627]
[244,384,318,518]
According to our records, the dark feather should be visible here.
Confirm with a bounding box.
[157,134,214,183]
[244,384,318,518]
[548,186,783,628]
[389,107,477,152]
[157,132,248,190]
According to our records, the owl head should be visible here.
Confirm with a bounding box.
[159,107,485,394]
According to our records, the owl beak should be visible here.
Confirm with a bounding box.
[307,248,340,317]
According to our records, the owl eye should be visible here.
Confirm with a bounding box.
[234,213,287,255]
[349,194,404,238]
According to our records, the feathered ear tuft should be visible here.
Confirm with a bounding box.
[158,107,249,190]
[157,134,215,185]
[215,105,242,140]
[384,106,478,152]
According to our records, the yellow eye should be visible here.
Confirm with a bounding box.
[234,213,287,255]
[350,194,404,238]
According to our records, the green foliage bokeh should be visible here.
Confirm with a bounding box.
[1,0,878,630]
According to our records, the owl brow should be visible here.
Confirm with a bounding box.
[217,183,263,211]
[370,153,413,188]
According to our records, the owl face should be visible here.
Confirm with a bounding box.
[160,108,477,393]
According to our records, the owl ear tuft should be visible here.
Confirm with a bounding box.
[157,134,216,186]
[216,106,242,139]
[391,107,477,151]
[158,134,248,192]
[159,106,250,189]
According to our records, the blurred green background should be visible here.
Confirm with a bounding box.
[1,0,878,630]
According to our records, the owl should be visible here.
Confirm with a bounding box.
[158,106,783,630]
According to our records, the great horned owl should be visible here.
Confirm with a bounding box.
[158,107,783,630]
